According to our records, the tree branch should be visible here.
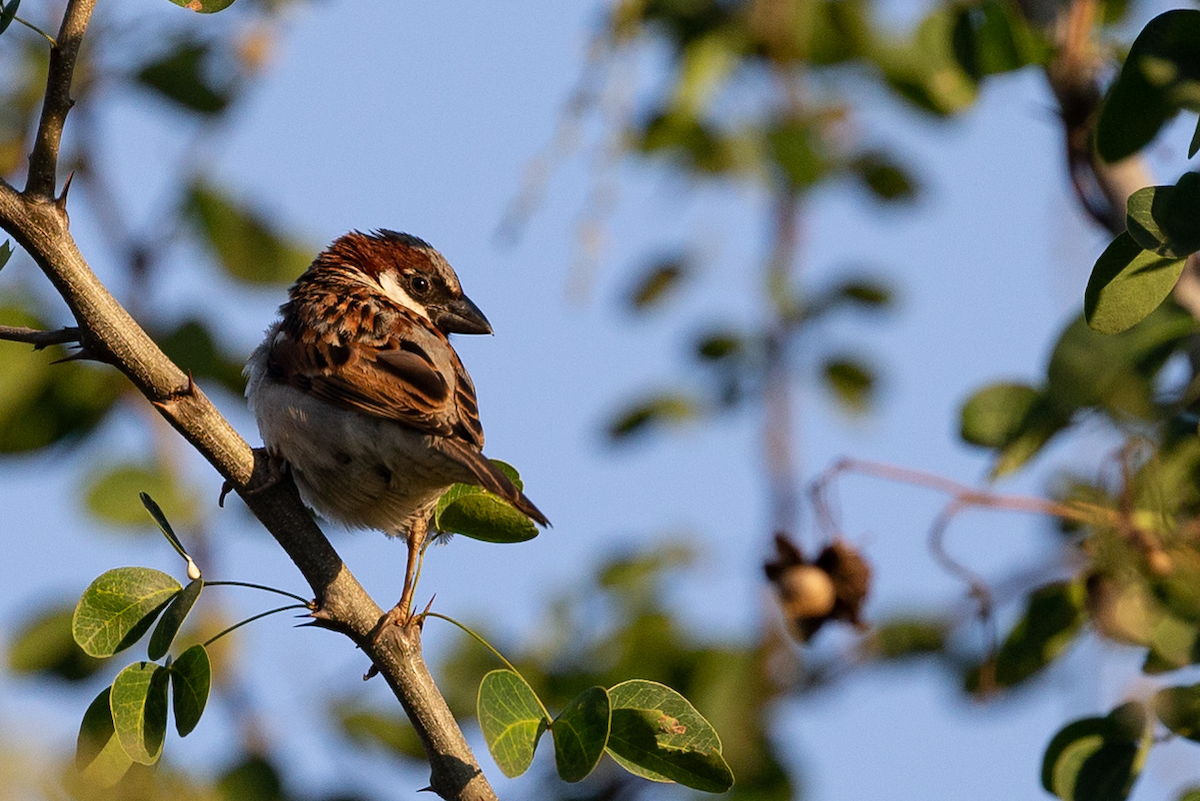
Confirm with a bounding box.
[25,0,95,200]
[0,324,80,349]
[0,16,497,801]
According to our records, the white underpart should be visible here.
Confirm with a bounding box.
[378,272,430,320]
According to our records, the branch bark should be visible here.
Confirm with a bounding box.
[0,7,497,801]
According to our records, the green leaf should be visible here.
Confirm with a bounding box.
[111,662,170,765]
[607,393,700,441]
[1191,118,1200,158]
[851,151,918,202]
[1085,232,1186,335]
[1153,684,1200,742]
[0,0,20,36]
[959,382,1041,448]
[137,43,231,114]
[1125,173,1200,258]
[552,687,611,782]
[76,687,133,788]
[1042,702,1150,801]
[1178,788,1200,801]
[72,568,182,657]
[477,669,549,778]
[878,7,978,116]
[0,240,12,268]
[1096,10,1200,162]
[821,356,875,413]
[605,679,734,792]
[627,256,689,312]
[166,0,236,13]
[155,319,249,395]
[185,179,314,284]
[170,644,211,737]
[434,461,536,543]
[766,118,827,190]
[835,278,893,308]
[84,463,199,530]
[869,616,949,659]
[8,604,104,681]
[950,0,1042,79]
[967,581,1085,692]
[216,755,283,801]
[140,492,193,564]
[148,578,202,660]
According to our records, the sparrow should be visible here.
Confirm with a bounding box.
[245,230,548,623]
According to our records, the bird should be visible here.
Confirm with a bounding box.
[245,229,548,626]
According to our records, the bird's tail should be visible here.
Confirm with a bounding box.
[438,440,550,527]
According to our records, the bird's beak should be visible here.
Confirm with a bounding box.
[434,294,493,335]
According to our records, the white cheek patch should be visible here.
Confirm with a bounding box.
[378,272,431,320]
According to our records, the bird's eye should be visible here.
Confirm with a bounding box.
[410,275,430,294]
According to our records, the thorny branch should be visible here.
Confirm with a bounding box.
[0,5,496,801]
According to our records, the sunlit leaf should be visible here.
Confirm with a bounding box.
[477,669,549,778]
[166,0,237,13]
[111,662,170,765]
[1086,233,1186,335]
[433,460,537,542]
[72,568,182,657]
[148,578,202,660]
[1042,702,1150,801]
[76,687,133,788]
[8,604,104,681]
[185,179,314,284]
[170,644,211,737]
[552,687,611,782]
[605,679,733,792]
[1125,174,1200,258]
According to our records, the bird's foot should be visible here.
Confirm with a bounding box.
[220,448,289,506]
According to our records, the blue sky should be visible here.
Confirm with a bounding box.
[3,1,1198,799]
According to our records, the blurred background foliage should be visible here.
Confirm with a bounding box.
[7,0,1200,799]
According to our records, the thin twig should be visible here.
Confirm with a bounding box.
[25,0,97,199]
[0,324,79,349]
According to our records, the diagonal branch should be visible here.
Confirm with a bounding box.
[25,0,96,200]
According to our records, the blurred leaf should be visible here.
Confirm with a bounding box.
[851,151,917,202]
[1180,789,1200,801]
[552,687,611,782]
[0,240,11,268]
[111,662,170,765]
[868,617,948,660]
[878,7,978,116]
[0,0,19,36]
[694,330,743,362]
[821,356,874,412]
[636,111,752,174]
[1041,702,1150,801]
[73,568,182,658]
[217,755,284,801]
[477,669,549,778]
[959,382,1040,449]
[608,392,700,441]
[1097,9,1200,162]
[605,679,733,792]
[835,277,893,308]
[137,43,232,114]
[1191,118,1200,158]
[951,0,1043,79]
[627,257,689,312]
[1143,614,1200,673]
[156,318,248,394]
[0,300,122,453]
[185,179,314,284]
[968,581,1086,692]
[170,644,210,737]
[76,687,133,788]
[167,0,237,13]
[672,31,738,118]
[335,705,424,760]
[766,118,827,190]
[148,579,202,661]
[1086,233,1186,335]
[84,462,200,530]
[8,603,104,681]
[1125,173,1200,258]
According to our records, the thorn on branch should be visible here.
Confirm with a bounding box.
[56,170,75,215]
